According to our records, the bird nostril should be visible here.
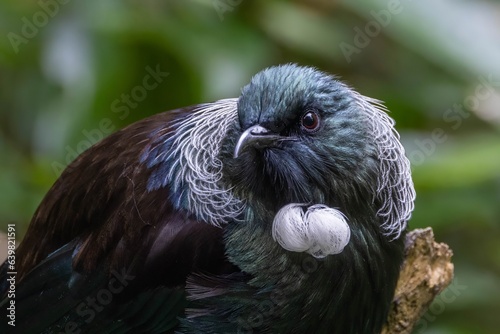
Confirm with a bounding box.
[250,122,284,135]
[249,125,271,136]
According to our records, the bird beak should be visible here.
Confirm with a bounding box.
[233,125,281,158]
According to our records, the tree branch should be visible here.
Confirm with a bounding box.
[382,228,454,334]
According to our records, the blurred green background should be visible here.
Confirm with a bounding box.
[1,0,499,333]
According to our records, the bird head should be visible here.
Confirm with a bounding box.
[222,64,414,241]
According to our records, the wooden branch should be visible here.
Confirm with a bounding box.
[382,228,454,334]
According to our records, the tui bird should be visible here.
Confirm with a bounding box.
[1,64,415,333]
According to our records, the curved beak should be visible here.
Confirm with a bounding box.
[233,125,282,158]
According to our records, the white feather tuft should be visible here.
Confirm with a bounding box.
[304,204,351,258]
[272,203,351,258]
[166,98,245,226]
[356,94,416,239]
[271,203,310,253]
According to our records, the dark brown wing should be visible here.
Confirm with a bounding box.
[0,104,243,333]
[14,105,234,281]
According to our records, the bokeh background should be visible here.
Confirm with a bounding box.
[1,0,499,333]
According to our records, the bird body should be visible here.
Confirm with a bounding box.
[1,64,415,333]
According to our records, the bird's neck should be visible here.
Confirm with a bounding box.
[223,206,404,332]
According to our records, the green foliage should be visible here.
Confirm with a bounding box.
[1,0,499,332]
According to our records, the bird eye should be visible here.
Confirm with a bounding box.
[301,111,320,131]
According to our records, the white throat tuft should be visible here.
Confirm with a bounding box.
[272,203,351,258]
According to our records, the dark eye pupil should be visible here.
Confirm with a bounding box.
[302,112,319,130]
